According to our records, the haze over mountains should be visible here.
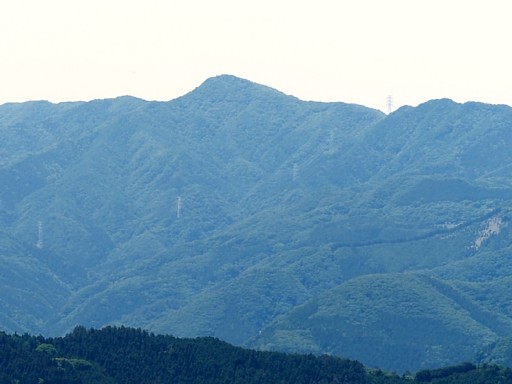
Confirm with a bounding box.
[2,75,512,372]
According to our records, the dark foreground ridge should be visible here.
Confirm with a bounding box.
[0,326,511,384]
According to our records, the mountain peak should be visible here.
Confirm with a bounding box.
[181,74,291,104]
[201,74,255,87]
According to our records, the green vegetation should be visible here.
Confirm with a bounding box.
[0,326,510,384]
[254,273,512,372]
[2,75,512,372]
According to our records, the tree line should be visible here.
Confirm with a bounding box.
[0,325,510,383]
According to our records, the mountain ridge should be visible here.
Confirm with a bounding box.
[1,75,512,372]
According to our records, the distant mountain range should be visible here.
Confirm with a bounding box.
[2,75,512,372]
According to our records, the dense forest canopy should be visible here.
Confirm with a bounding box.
[0,326,511,384]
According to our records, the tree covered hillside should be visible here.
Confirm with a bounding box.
[1,326,511,384]
[2,75,512,372]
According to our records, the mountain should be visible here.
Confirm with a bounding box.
[2,75,512,372]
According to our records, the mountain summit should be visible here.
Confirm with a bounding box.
[1,76,512,372]
[187,74,284,98]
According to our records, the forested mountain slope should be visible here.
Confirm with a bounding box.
[3,326,511,384]
[1,75,512,372]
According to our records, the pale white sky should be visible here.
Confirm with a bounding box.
[0,0,511,112]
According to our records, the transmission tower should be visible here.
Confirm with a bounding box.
[293,163,299,181]
[387,95,393,114]
[36,221,43,249]
[176,196,182,218]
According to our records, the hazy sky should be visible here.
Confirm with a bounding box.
[1,0,511,112]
